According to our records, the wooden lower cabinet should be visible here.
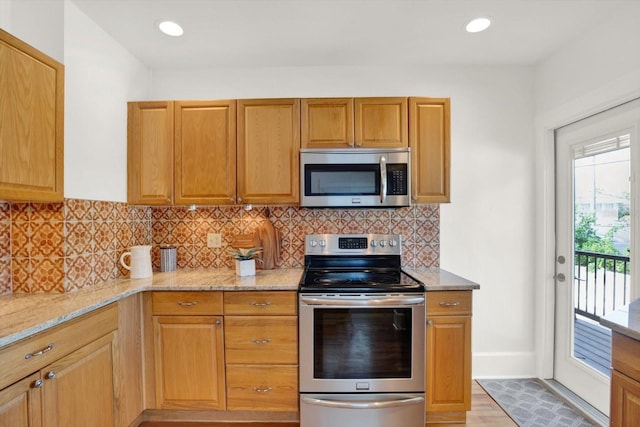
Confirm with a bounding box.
[224,291,298,413]
[611,331,640,426]
[0,305,118,427]
[152,315,226,410]
[425,291,472,424]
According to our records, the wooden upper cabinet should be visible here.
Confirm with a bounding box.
[409,97,451,203]
[128,101,174,205]
[174,100,237,205]
[0,29,64,202]
[302,97,408,149]
[237,99,300,205]
[355,97,408,148]
[301,98,354,148]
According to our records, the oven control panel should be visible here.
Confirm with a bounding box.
[305,233,401,255]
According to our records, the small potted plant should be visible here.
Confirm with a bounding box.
[227,247,263,276]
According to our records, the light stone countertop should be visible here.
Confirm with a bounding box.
[0,267,479,348]
[600,297,640,342]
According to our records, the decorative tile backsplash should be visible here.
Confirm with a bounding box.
[0,200,439,295]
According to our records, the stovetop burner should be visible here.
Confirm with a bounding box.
[299,234,424,293]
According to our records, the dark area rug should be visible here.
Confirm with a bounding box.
[477,378,595,427]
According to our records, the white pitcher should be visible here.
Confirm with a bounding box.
[120,245,153,279]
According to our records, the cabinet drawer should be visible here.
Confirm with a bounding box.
[225,316,298,364]
[612,332,640,381]
[427,291,472,316]
[224,291,297,315]
[152,292,222,315]
[0,304,117,390]
[226,365,298,412]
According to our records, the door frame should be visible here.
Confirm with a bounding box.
[535,83,640,380]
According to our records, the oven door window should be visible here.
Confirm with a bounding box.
[313,307,412,379]
[305,164,379,196]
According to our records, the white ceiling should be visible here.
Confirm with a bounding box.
[71,0,638,70]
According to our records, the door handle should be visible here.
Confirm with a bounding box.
[554,273,566,282]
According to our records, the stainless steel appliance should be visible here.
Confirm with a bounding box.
[299,233,425,427]
[300,148,411,208]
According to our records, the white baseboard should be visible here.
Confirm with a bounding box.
[472,351,537,379]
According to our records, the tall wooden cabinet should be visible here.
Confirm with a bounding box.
[0,305,118,427]
[409,97,450,203]
[151,292,226,410]
[174,100,237,204]
[237,99,300,205]
[0,29,64,202]
[301,97,408,148]
[425,290,472,424]
[127,101,175,205]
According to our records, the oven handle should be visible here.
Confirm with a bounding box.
[300,295,424,306]
[380,155,387,204]
[301,395,424,409]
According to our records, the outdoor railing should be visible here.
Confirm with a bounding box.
[574,250,631,321]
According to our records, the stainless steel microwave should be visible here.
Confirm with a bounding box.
[300,148,411,208]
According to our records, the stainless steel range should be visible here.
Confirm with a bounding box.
[298,233,426,427]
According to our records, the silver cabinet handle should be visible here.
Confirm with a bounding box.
[251,301,272,307]
[215,319,221,325]
[237,197,243,203]
[25,343,54,359]
[46,371,56,379]
[380,155,387,204]
[301,395,424,409]
[177,301,198,307]
[439,301,461,307]
[252,386,273,393]
[230,197,236,203]
[347,141,355,147]
[33,379,44,388]
[250,338,272,345]
[427,320,433,326]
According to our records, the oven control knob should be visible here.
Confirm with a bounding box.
[310,240,317,247]
[389,239,397,247]
[319,240,326,248]
[379,240,386,247]
[371,240,378,247]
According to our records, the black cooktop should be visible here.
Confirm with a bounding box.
[299,267,424,293]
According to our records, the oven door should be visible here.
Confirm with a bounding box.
[299,293,425,393]
[300,148,410,207]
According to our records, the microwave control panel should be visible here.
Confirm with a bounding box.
[387,164,408,195]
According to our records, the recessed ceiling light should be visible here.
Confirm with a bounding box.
[465,17,491,33]
[158,20,184,37]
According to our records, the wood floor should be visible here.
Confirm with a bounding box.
[138,381,516,427]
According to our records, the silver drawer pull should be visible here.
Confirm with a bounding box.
[177,301,198,307]
[252,386,273,393]
[250,338,272,345]
[33,379,44,388]
[25,343,54,359]
[439,301,461,307]
[251,301,271,307]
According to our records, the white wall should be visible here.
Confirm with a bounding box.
[0,0,64,62]
[533,2,640,378]
[63,0,149,202]
[152,64,538,378]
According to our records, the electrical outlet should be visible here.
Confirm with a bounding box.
[207,233,222,248]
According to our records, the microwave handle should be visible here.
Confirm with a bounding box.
[380,155,387,204]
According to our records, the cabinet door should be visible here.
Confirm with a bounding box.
[0,373,42,427]
[426,315,471,413]
[301,98,354,148]
[41,332,116,427]
[128,101,174,205]
[237,99,300,205]
[153,316,226,410]
[355,97,408,148]
[409,97,450,203]
[611,370,640,427]
[175,100,237,205]
[0,29,64,202]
